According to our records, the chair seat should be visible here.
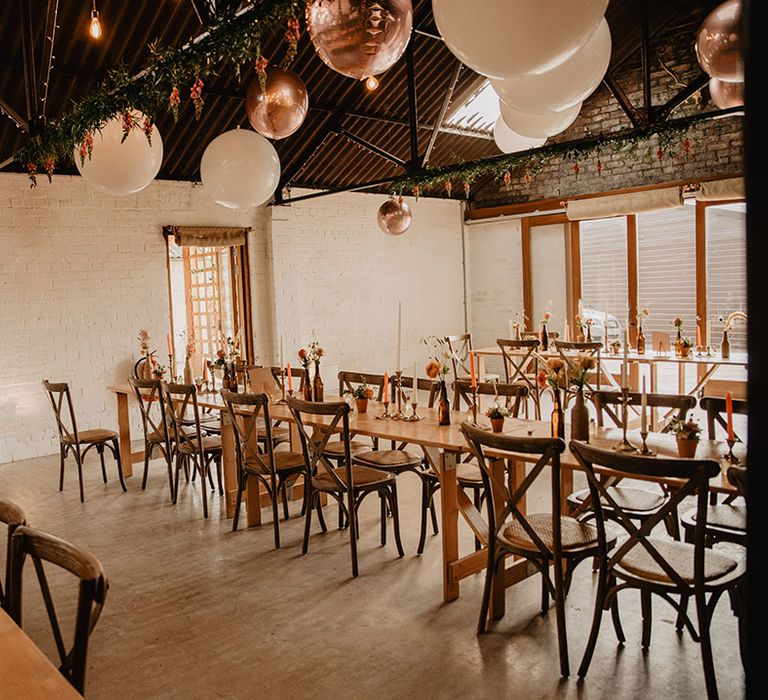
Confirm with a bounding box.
[568,486,666,514]
[456,462,483,484]
[262,427,290,444]
[148,427,190,443]
[177,436,222,455]
[353,449,422,470]
[243,451,304,475]
[681,503,746,533]
[315,465,394,490]
[63,428,116,444]
[322,439,369,457]
[500,514,601,553]
[616,538,740,585]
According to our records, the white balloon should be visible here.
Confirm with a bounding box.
[200,129,281,209]
[432,0,608,79]
[491,18,611,114]
[500,100,582,139]
[75,111,163,196]
[493,117,546,154]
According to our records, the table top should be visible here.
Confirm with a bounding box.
[473,346,748,367]
[0,609,82,699]
[110,384,739,493]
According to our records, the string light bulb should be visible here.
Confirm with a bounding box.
[364,75,379,91]
[89,1,102,40]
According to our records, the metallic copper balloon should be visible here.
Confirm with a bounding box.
[246,67,309,140]
[377,196,412,236]
[695,0,743,83]
[306,0,413,80]
[709,78,744,109]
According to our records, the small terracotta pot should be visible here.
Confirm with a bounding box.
[680,346,691,358]
[676,436,698,458]
[355,398,369,414]
[490,417,505,433]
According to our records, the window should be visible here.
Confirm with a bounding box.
[580,217,628,328]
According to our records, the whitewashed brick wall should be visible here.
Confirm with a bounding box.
[0,175,465,462]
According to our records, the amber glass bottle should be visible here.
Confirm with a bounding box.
[550,388,565,439]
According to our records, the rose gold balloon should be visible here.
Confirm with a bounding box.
[246,67,308,140]
[695,0,743,83]
[709,78,744,109]
[306,0,413,80]
[377,197,412,235]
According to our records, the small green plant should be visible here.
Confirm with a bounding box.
[681,337,694,348]
[485,403,511,419]
[345,384,374,400]
[669,417,701,442]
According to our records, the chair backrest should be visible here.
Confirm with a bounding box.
[461,423,566,561]
[393,376,439,407]
[0,499,27,611]
[553,341,603,391]
[592,390,696,431]
[569,441,720,591]
[221,390,274,477]
[726,465,747,497]
[453,379,529,416]
[160,382,205,456]
[521,331,559,342]
[444,333,473,380]
[271,365,307,391]
[42,380,79,447]
[286,396,353,492]
[337,371,386,401]
[8,526,108,694]
[128,375,169,445]
[496,338,541,388]
[699,396,748,441]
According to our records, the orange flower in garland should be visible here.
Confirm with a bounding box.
[27,161,38,188]
[503,170,511,187]
[44,157,55,183]
[412,185,420,201]
[572,162,580,176]
[168,86,181,122]
[444,180,452,197]
[142,116,154,146]
[78,131,94,167]
[255,54,269,91]
[463,181,471,198]
[120,111,135,143]
[682,138,691,157]
[190,77,204,121]
[596,158,602,175]
[656,148,664,161]
[283,17,300,66]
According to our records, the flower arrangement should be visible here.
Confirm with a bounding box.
[541,310,552,326]
[422,336,451,379]
[138,329,150,356]
[671,316,684,332]
[681,337,694,348]
[669,417,701,442]
[537,358,567,393]
[485,403,511,419]
[214,332,241,367]
[568,353,596,388]
[298,340,324,368]
[151,363,167,380]
[184,332,195,360]
[719,310,747,331]
[345,384,374,400]
[638,306,649,325]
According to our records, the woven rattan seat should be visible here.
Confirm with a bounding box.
[617,539,739,584]
[683,503,746,532]
[500,514,600,552]
[62,428,117,444]
[569,486,666,513]
[244,451,305,474]
[354,449,421,469]
[177,436,222,455]
[322,439,369,456]
[316,465,394,490]
[455,462,483,483]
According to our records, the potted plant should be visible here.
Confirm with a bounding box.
[670,416,701,458]
[671,316,684,357]
[680,336,693,358]
[485,403,510,433]
[346,383,374,413]
[568,353,595,441]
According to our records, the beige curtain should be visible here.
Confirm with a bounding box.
[165,226,250,247]
[696,177,745,202]
[565,186,684,221]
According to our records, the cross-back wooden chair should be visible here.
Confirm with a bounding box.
[222,391,306,548]
[497,338,542,418]
[160,382,223,519]
[452,379,529,416]
[271,365,307,392]
[42,380,126,503]
[521,330,559,343]
[699,396,748,442]
[128,375,175,498]
[568,391,697,539]
[461,424,610,677]
[287,396,404,577]
[444,333,473,381]
[570,441,745,698]
[0,499,27,611]
[552,341,603,402]
[8,526,109,695]
[392,375,439,407]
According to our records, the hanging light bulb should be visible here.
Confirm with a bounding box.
[364,75,380,92]
[89,1,102,40]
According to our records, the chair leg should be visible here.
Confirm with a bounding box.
[173,456,182,505]
[281,479,291,520]
[75,453,85,503]
[98,445,107,483]
[429,487,439,534]
[270,475,281,550]
[206,459,215,490]
[164,448,174,500]
[302,491,314,555]
[577,567,609,678]
[477,548,498,635]
[696,588,720,700]
[552,555,570,677]
[472,486,482,551]
[316,495,328,533]
[58,445,66,491]
[541,566,550,613]
[112,439,127,492]
[232,474,245,532]
[141,443,151,490]
[348,489,359,578]
[216,456,224,496]
[610,581,626,644]
[641,590,653,650]
[676,593,689,635]
[389,483,405,558]
[417,478,430,556]
[380,493,387,547]
[200,458,209,519]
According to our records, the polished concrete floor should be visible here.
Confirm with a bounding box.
[0,449,745,699]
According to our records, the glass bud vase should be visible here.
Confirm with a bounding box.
[721,329,730,359]
[303,366,313,401]
[312,360,324,402]
[550,388,565,439]
[437,380,451,426]
[541,324,549,352]
[183,357,193,384]
[570,387,589,442]
[675,329,683,357]
[637,325,645,355]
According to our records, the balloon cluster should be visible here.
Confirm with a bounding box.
[695,0,744,110]
[433,0,611,158]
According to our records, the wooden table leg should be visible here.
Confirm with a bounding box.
[244,414,263,527]
[115,392,133,478]
[435,448,460,602]
[220,412,239,520]
[489,457,506,620]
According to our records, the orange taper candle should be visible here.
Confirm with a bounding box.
[725,391,734,442]
[469,351,476,388]
[383,372,389,402]
[287,364,293,392]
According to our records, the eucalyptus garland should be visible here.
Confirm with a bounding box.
[18,0,301,185]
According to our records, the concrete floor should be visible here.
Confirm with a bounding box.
[0,450,745,699]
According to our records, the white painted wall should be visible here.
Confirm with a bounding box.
[0,175,465,462]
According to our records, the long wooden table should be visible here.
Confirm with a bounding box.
[108,385,740,614]
[0,608,82,699]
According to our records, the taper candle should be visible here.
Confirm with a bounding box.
[725,391,734,442]
[412,363,418,402]
[286,364,292,392]
[395,302,402,372]
[641,376,648,433]
[622,329,629,388]
[383,372,389,402]
[469,351,476,388]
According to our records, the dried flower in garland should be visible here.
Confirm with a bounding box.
[191,77,204,121]
[168,86,181,122]
[143,117,154,146]
[44,157,55,183]
[463,181,471,198]
[412,185,420,201]
[120,111,135,143]
[27,162,37,188]
[596,158,602,175]
[255,54,269,92]
[572,162,580,176]
[503,170,511,187]
[656,147,664,161]
[444,180,452,197]
[283,15,300,67]
[682,138,691,158]
[78,131,94,167]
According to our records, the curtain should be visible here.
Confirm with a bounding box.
[565,186,684,221]
[696,177,745,202]
[164,226,250,247]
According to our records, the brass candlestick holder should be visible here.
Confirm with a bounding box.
[724,438,739,464]
[406,386,422,421]
[275,368,288,404]
[638,430,656,456]
[613,387,638,453]
[468,386,480,427]
[377,399,392,420]
[391,371,406,420]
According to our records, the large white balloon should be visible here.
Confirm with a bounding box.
[432,0,608,79]
[200,129,280,209]
[75,112,163,196]
[493,117,546,154]
[491,18,611,114]
[500,100,582,139]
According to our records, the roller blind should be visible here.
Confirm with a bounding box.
[565,186,683,221]
[163,226,250,247]
[696,177,744,202]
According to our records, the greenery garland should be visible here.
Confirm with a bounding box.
[18,0,301,185]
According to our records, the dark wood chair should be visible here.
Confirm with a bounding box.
[681,464,747,546]
[8,526,108,695]
[497,338,542,418]
[568,391,697,540]
[570,441,746,698]
[521,330,559,344]
[222,390,305,548]
[452,379,529,417]
[0,499,27,611]
[699,395,747,442]
[444,333,473,381]
[287,396,404,577]
[161,382,223,519]
[552,340,603,402]
[42,380,126,503]
[392,375,440,407]
[326,371,385,458]
[461,425,610,677]
[128,375,175,498]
